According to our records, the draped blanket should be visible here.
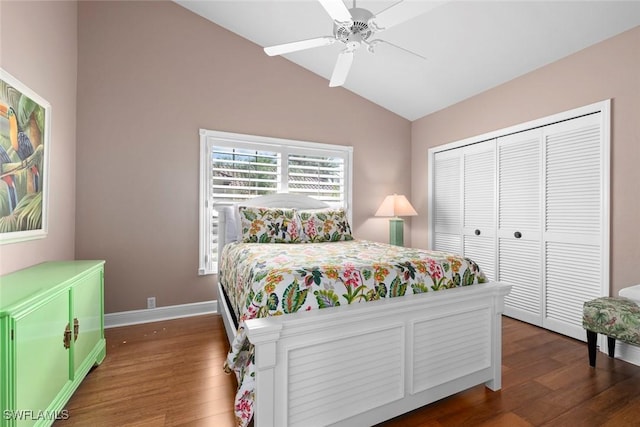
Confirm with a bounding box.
[219,240,487,426]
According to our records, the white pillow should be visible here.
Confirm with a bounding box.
[221,205,239,243]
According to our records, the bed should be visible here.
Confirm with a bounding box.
[216,194,511,427]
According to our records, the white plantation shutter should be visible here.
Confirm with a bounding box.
[544,118,601,236]
[498,130,541,232]
[199,130,352,275]
[433,150,461,254]
[499,238,542,320]
[463,144,495,231]
[542,113,606,340]
[462,141,496,280]
[545,241,601,335]
[211,146,280,202]
[434,234,461,254]
[464,236,495,281]
[431,140,496,281]
[208,146,281,272]
[497,129,543,325]
[287,152,345,205]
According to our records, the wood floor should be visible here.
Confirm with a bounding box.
[54,314,640,427]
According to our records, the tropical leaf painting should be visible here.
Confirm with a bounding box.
[0,68,50,244]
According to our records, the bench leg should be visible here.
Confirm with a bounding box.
[607,336,615,358]
[587,330,597,367]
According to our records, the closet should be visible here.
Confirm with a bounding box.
[429,100,610,341]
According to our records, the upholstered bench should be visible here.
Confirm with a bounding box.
[582,296,640,367]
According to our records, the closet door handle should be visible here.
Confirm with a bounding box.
[514,231,522,239]
[474,229,481,236]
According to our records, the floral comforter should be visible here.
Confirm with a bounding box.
[220,240,487,426]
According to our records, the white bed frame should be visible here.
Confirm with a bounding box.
[216,194,511,427]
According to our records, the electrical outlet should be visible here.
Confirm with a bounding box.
[147,297,156,309]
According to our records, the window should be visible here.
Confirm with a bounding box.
[199,129,353,275]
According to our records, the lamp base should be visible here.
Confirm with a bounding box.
[389,218,404,246]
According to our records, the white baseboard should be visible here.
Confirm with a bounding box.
[616,342,640,367]
[597,335,640,367]
[104,301,640,368]
[105,300,218,328]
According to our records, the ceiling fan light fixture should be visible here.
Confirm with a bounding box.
[334,7,374,43]
[343,32,363,51]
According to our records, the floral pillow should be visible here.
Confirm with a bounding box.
[299,208,354,243]
[238,206,301,243]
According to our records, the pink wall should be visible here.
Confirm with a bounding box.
[411,26,640,295]
[75,1,411,313]
[0,1,77,275]
[4,0,633,311]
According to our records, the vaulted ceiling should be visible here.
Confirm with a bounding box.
[175,1,640,121]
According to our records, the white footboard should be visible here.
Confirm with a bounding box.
[245,281,511,427]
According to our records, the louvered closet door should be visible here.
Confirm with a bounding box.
[462,140,496,281]
[497,129,543,326]
[543,113,606,341]
[433,150,462,254]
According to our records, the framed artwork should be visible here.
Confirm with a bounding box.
[0,68,51,244]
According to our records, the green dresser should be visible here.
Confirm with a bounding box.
[0,261,106,427]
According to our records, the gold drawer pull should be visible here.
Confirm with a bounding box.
[63,318,79,349]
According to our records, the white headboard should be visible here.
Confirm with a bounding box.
[235,193,331,210]
[216,193,331,266]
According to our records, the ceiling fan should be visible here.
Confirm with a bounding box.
[264,0,440,87]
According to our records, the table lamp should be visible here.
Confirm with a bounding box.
[375,194,417,246]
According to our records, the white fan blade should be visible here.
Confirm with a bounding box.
[264,36,336,56]
[370,1,445,31]
[329,50,354,87]
[317,0,353,24]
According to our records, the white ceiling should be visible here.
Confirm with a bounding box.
[175,1,640,121]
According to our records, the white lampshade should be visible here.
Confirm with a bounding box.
[375,194,418,217]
